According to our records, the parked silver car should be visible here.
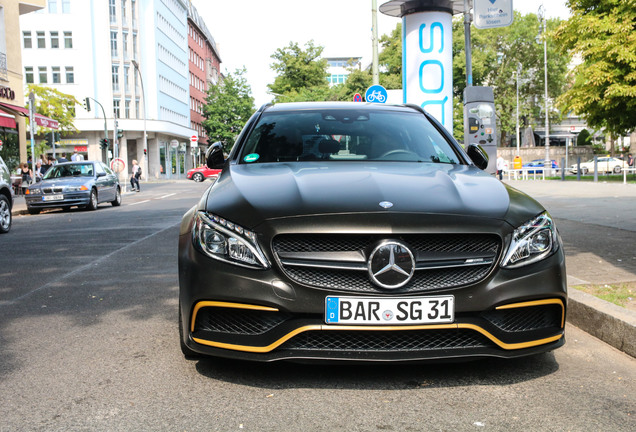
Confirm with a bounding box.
[0,155,13,233]
[24,161,121,214]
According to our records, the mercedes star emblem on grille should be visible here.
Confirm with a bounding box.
[379,201,393,209]
[368,241,415,289]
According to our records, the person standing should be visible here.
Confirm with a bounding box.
[496,155,505,180]
[57,152,68,163]
[130,159,141,192]
[71,150,81,161]
[628,153,634,169]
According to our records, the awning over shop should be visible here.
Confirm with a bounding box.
[0,101,59,130]
[0,113,17,128]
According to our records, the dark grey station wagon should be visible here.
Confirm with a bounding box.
[178,102,567,362]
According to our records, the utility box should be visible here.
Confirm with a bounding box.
[463,86,497,174]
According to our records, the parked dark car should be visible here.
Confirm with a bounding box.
[178,102,567,363]
[186,165,222,182]
[24,161,121,214]
[0,155,13,233]
[522,159,558,174]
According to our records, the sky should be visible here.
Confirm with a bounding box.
[191,0,571,107]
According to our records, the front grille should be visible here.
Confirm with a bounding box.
[481,304,563,332]
[194,308,293,335]
[273,234,501,293]
[43,187,64,194]
[281,329,492,351]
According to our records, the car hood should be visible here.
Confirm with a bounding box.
[32,177,93,188]
[204,162,545,229]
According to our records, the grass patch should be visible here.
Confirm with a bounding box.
[544,174,636,183]
[573,283,635,308]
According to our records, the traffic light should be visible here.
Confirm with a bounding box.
[100,138,109,150]
[117,129,124,139]
[83,97,91,112]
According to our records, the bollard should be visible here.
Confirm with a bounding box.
[561,158,565,181]
[593,156,598,182]
[577,157,581,181]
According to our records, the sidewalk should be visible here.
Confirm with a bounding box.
[10,180,636,357]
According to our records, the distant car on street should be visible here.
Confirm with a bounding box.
[522,159,558,174]
[186,166,222,182]
[570,157,628,174]
[24,161,121,214]
[0,155,13,234]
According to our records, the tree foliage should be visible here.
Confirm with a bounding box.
[203,68,255,152]
[553,0,636,143]
[269,41,329,99]
[26,84,80,136]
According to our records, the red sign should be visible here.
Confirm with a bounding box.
[34,115,59,130]
[110,158,126,173]
[190,135,198,143]
[74,146,88,152]
[353,93,362,102]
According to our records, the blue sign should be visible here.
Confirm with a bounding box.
[353,93,362,102]
[365,85,387,103]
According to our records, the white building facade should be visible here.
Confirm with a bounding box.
[20,0,194,180]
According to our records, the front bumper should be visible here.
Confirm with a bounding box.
[25,191,91,208]
[179,231,567,362]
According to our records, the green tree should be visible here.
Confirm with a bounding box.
[26,84,80,136]
[554,0,636,153]
[378,23,402,89]
[452,13,570,144]
[269,41,329,100]
[203,68,255,152]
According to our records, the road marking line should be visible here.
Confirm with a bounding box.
[159,193,176,199]
[128,199,151,206]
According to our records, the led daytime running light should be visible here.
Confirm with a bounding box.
[501,212,558,268]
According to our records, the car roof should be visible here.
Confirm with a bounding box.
[262,101,422,114]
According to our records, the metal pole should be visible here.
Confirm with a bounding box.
[539,5,550,175]
[371,0,379,85]
[28,92,36,172]
[132,60,147,180]
[88,97,108,161]
[464,0,473,86]
[516,67,520,154]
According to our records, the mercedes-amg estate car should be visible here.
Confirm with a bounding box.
[178,102,567,362]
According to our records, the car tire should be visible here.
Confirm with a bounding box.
[581,167,589,175]
[86,189,98,211]
[613,165,621,174]
[27,207,40,215]
[111,187,122,206]
[179,304,200,359]
[0,195,11,234]
[193,173,204,182]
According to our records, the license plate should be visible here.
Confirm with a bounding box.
[325,295,454,325]
[43,194,64,201]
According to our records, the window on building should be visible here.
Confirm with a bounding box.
[52,66,61,83]
[131,0,137,26]
[125,100,130,119]
[121,0,127,21]
[50,31,59,49]
[65,66,74,83]
[122,32,128,60]
[38,66,47,83]
[25,67,34,84]
[48,0,58,13]
[62,0,70,13]
[132,32,138,60]
[37,31,45,48]
[23,31,32,49]
[113,99,120,118]
[112,65,120,92]
[124,65,130,93]
[64,31,72,48]
[110,31,118,57]
[135,98,140,118]
[109,0,116,24]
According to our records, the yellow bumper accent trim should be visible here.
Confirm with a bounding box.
[496,298,565,328]
[190,299,565,353]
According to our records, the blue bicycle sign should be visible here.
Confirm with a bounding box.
[365,85,388,103]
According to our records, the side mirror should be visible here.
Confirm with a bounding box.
[96,172,106,178]
[206,142,225,169]
[466,144,489,170]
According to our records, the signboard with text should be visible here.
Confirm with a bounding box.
[474,0,513,29]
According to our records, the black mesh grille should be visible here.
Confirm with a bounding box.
[481,305,563,332]
[285,266,491,293]
[194,308,292,335]
[281,329,492,351]
[272,234,500,293]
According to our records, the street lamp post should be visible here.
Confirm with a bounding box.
[515,63,521,154]
[131,59,147,180]
[88,97,108,162]
[538,5,550,175]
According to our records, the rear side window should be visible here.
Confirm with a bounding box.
[238,109,461,164]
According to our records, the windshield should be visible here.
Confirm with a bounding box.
[43,163,94,179]
[239,109,462,164]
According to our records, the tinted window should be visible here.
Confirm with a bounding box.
[239,109,461,164]
[44,163,94,178]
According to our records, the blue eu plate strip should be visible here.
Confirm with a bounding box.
[326,297,339,323]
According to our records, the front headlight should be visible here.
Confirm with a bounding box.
[66,185,89,192]
[192,212,269,269]
[27,188,41,195]
[501,212,559,268]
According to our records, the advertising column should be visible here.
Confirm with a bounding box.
[380,1,456,133]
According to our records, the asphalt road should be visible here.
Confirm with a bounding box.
[0,180,634,431]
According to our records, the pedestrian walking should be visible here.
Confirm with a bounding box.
[496,155,505,180]
[130,160,141,192]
